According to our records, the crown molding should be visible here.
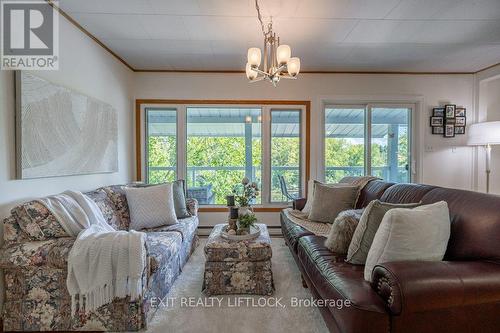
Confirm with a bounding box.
[47,0,499,76]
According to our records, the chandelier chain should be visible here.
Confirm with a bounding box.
[254,0,267,35]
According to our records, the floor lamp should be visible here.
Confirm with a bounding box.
[467,121,500,193]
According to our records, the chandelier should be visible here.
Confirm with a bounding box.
[245,0,301,87]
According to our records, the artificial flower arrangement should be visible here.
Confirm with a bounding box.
[233,176,260,207]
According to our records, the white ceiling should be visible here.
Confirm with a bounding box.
[59,0,500,72]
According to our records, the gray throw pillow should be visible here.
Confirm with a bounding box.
[325,209,364,254]
[347,200,421,265]
[125,183,177,230]
[307,184,359,223]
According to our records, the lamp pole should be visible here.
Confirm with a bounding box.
[486,144,491,194]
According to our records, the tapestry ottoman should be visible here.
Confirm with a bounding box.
[202,223,274,296]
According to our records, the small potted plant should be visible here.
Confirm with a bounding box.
[237,213,257,235]
[233,177,259,217]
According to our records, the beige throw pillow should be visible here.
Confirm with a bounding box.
[325,209,364,254]
[364,201,451,282]
[308,183,359,223]
[302,180,352,214]
[125,183,178,230]
[347,200,421,265]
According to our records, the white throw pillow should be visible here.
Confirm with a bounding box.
[125,183,177,230]
[364,201,451,282]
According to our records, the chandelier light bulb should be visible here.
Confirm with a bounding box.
[277,44,291,65]
[247,47,261,67]
[246,63,258,80]
[287,57,301,77]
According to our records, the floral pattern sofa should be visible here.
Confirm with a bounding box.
[0,185,199,331]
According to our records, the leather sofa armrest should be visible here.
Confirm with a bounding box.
[293,198,307,211]
[371,260,500,315]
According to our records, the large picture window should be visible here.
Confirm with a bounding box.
[140,101,308,207]
[186,107,262,205]
[324,104,412,183]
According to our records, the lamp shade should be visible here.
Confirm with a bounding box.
[277,44,291,65]
[247,47,261,67]
[287,57,300,77]
[245,63,257,80]
[467,121,500,146]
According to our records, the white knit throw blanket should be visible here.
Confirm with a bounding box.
[38,191,146,315]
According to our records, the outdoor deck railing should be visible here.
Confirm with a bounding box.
[148,165,407,185]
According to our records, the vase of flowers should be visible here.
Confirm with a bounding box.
[233,177,259,217]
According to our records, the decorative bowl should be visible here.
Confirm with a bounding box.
[221,224,260,241]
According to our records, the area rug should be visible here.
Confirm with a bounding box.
[146,238,328,333]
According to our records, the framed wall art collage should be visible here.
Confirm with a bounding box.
[430,104,466,138]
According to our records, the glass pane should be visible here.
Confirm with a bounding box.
[187,107,262,205]
[146,108,177,183]
[325,107,366,183]
[271,110,301,203]
[371,107,410,183]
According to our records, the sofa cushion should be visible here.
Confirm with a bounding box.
[380,183,437,204]
[145,216,198,243]
[297,235,389,332]
[101,185,131,230]
[11,201,68,241]
[3,216,31,245]
[85,188,125,230]
[280,211,313,252]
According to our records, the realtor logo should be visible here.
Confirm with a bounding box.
[1,0,59,70]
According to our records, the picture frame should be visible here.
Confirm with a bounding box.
[432,126,444,135]
[430,117,444,126]
[433,108,445,117]
[445,104,456,118]
[455,107,466,117]
[455,116,466,126]
[444,124,455,137]
[455,126,465,135]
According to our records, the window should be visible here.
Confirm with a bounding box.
[145,108,177,183]
[271,110,302,202]
[186,107,262,205]
[140,102,308,207]
[324,104,412,183]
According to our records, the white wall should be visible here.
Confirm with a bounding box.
[0,18,134,223]
[134,72,475,226]
[475,64,500,194]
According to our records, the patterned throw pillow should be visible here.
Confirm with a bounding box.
[11,201,67,241]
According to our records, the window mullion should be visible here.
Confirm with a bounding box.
[365,105,372,176]
[261,106,271,204]
[177,105,187,182]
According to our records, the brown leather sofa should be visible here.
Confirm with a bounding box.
[281,180,500,333]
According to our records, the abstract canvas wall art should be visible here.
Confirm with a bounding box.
[16,72,118,179]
